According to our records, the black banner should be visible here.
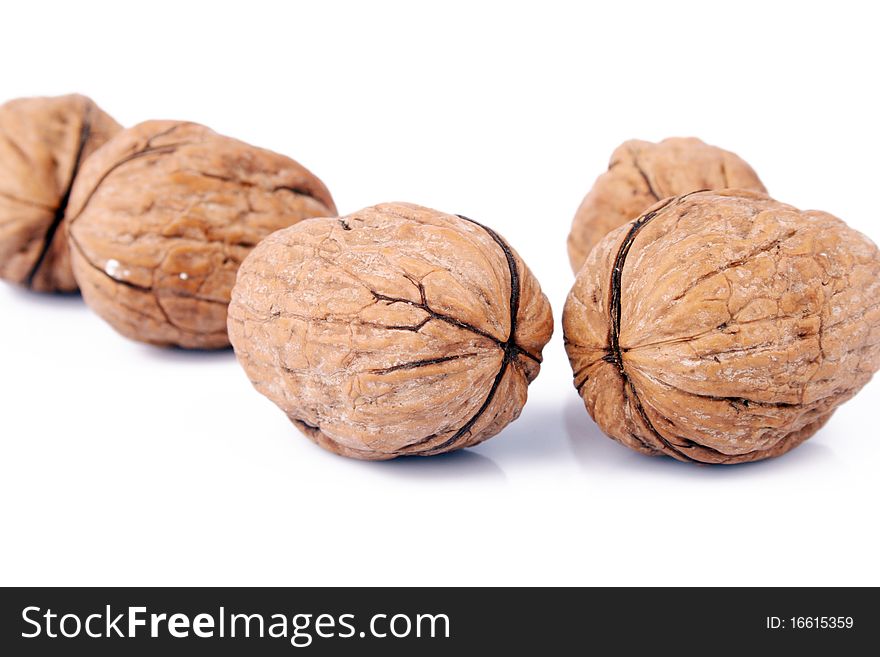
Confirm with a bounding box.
[0,587,874,654]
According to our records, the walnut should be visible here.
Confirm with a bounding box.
[228,203,554,459]
[0,94,121,292]
[566,137,766,274]
[67,120,336,349]
[563,189,880,464]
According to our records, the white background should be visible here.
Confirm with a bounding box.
[1,0,878,586]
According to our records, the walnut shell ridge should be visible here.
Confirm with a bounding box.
[566,137,766,274]
[564,190,880,464]
[67,120,336,349]
[228,203,554,460]
[0,94,121,292]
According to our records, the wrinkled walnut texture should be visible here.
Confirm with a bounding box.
[0,94,121,291]
[564,190,880,464]
[228,203,554,460]
[67,120,336,349]
[566,137,766,274]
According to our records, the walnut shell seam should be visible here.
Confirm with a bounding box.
[22,99,94,289]
[597,195,698,460]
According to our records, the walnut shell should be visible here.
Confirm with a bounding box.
[67,120,336,349]
[566,137,766,274]
[0,94,121,292]
[564,190,880,464]
[228,203,554,460]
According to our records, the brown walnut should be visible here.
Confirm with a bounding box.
[228,203,554,460]
[67,120,336,349]
[566,137,766,274]
[564,189,880,464]
[0,94,121,291]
